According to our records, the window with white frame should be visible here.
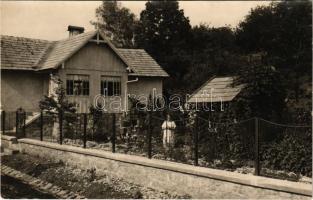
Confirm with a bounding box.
[101,76,121,96]
[66,74,89,96]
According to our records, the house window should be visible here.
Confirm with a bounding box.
[66,74,89,96]
[101,76,121,96]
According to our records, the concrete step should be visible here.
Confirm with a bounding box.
[25,112,40,125]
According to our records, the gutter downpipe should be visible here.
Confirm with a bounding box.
[125,77,139,112]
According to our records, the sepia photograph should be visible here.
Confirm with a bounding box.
[0,0,312,199]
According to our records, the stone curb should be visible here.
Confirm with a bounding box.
[1,135,18,143]
[1,165,85,199]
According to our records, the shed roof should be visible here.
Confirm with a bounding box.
[188,76,244,103]
[1,31,168,77]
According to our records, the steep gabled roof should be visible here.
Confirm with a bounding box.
[117,49,169,77]
[1,31,169,77]
[40,31,97,70]
[188,76,244,103]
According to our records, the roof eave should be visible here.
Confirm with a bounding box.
[187,99,233,103]
[1,67,36,71]
[128,73,169,78]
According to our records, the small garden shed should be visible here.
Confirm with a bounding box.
[187,76,244,120]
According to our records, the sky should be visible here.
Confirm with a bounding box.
[0,1,271,40]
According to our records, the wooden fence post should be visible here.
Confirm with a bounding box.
[148,112,152,159]
[254,117,260,176]
[15,111,19,138]
[40,111,43,141]
[83,113,87,148]
[194,114,199,166]
[2,111,5,135]
[111,113,116,153]
[59,112,63,145]
[23,112,26,137]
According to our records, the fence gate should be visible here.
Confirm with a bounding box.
[16,108,26,139]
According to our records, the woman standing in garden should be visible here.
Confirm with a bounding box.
[162,114,176,155]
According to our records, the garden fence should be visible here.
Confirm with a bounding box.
[1,110,311,179]
[258,118,311,179]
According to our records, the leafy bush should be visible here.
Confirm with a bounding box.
[261,132,312,176]
[89,105,109,142]
[169,147,189,163]
[199,121,253,164]
[63,113,78,139]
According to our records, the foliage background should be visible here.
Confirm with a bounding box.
[94,0,311,124]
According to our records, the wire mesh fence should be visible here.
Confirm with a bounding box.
[63,113,84,147]
[1,110,28,139]
[23,112,58,143]
[197,117,255,170]
[259,119,312,179]
[149,113,194,164]
[115,113,147,156]
[1,111,17,136]
[62,113,115,150]
[1,109,311,180]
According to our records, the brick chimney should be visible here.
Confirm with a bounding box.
[67,25,84,37]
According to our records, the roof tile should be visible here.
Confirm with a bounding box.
[1,35,51,70]
[188,76,244,103]
[1,32,169,77]
[117,49,169,77]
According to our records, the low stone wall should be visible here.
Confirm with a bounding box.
[1,135,19,154]
[18,138,312,199]
[2,135,17,146]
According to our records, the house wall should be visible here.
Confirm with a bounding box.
[127,77,163,103]
[1,41,166,114]
[58,42,128,113]
[1,71,49,112]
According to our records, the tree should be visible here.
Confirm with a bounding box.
[236,1,312,103]
[183,24,245,93]
[135,0,191,54]
[236,5,275,53]
[39,76,76,141]
[92,1,138,48]
[39,77,76,114]
[233,56,286,120]
[135,0,192,85]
